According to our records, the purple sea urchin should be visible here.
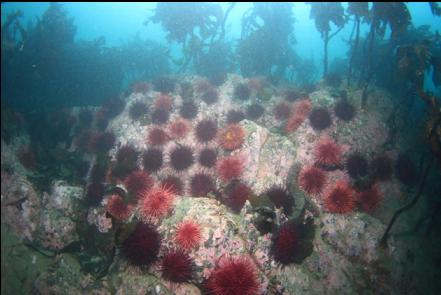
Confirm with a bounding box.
[234,83,251,100]
[122,223,161,267]
[334,99,355,121]
[170,145,194,171]
[143,148,163,173]
[395,155,417,186]
[190,173,216,197]
[273,102,291,121]
[195,119,217,143]
[151,109,170,125]
[161,175,184,195]
[246,103,264,120]
[129,100,149,121]
[370,154,393,181]
[345,153,368,179]
[265,186,294,215]
[226,109,245,124]
[180,101,198,119]
[201,87,219,105]
[198,148,217,168]
[309,107,332,130]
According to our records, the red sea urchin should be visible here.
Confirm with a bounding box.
[224,182,252,213]
[154,93,173,111]
[168,118,190,139]
[175,219,202,251]
[125,170,154,197]
[357,184,383,213]
[161,249,193,283]
[206,256,259,295]
[106,194,132,221]
[298,166,327,195]
[324,180,355,214]
[314,137,343,166]
[147,127,169,146]
[285,98,312,133]
[218,124,246,150]
[122,223,161,267]
[217,155,246,182]
[138,184,175,221]
[271,219,315,265]
[271,221,298,265]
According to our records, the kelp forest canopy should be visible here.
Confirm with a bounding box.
[1,2,440,113]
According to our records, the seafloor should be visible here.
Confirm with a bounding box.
[1,74,440,294]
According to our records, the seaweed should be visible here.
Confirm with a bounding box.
[307,2,346,77]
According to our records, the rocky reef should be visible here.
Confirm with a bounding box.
[2,74,440,294]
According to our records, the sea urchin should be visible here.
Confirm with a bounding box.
[175,219,202,251]
[122,223,161,267]
[314,137,342,166]
[161,250,193,283]
[298,166,327,195]
[218,124,245,150]
[217,155,245,182]
[206,256,259,295]
[324,180,355,214]
[138,185,175,221]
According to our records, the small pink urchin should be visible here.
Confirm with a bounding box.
[298,166,327,195]
[175,220,202,251]
[138,184,175,221]
[206,256,260,295]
